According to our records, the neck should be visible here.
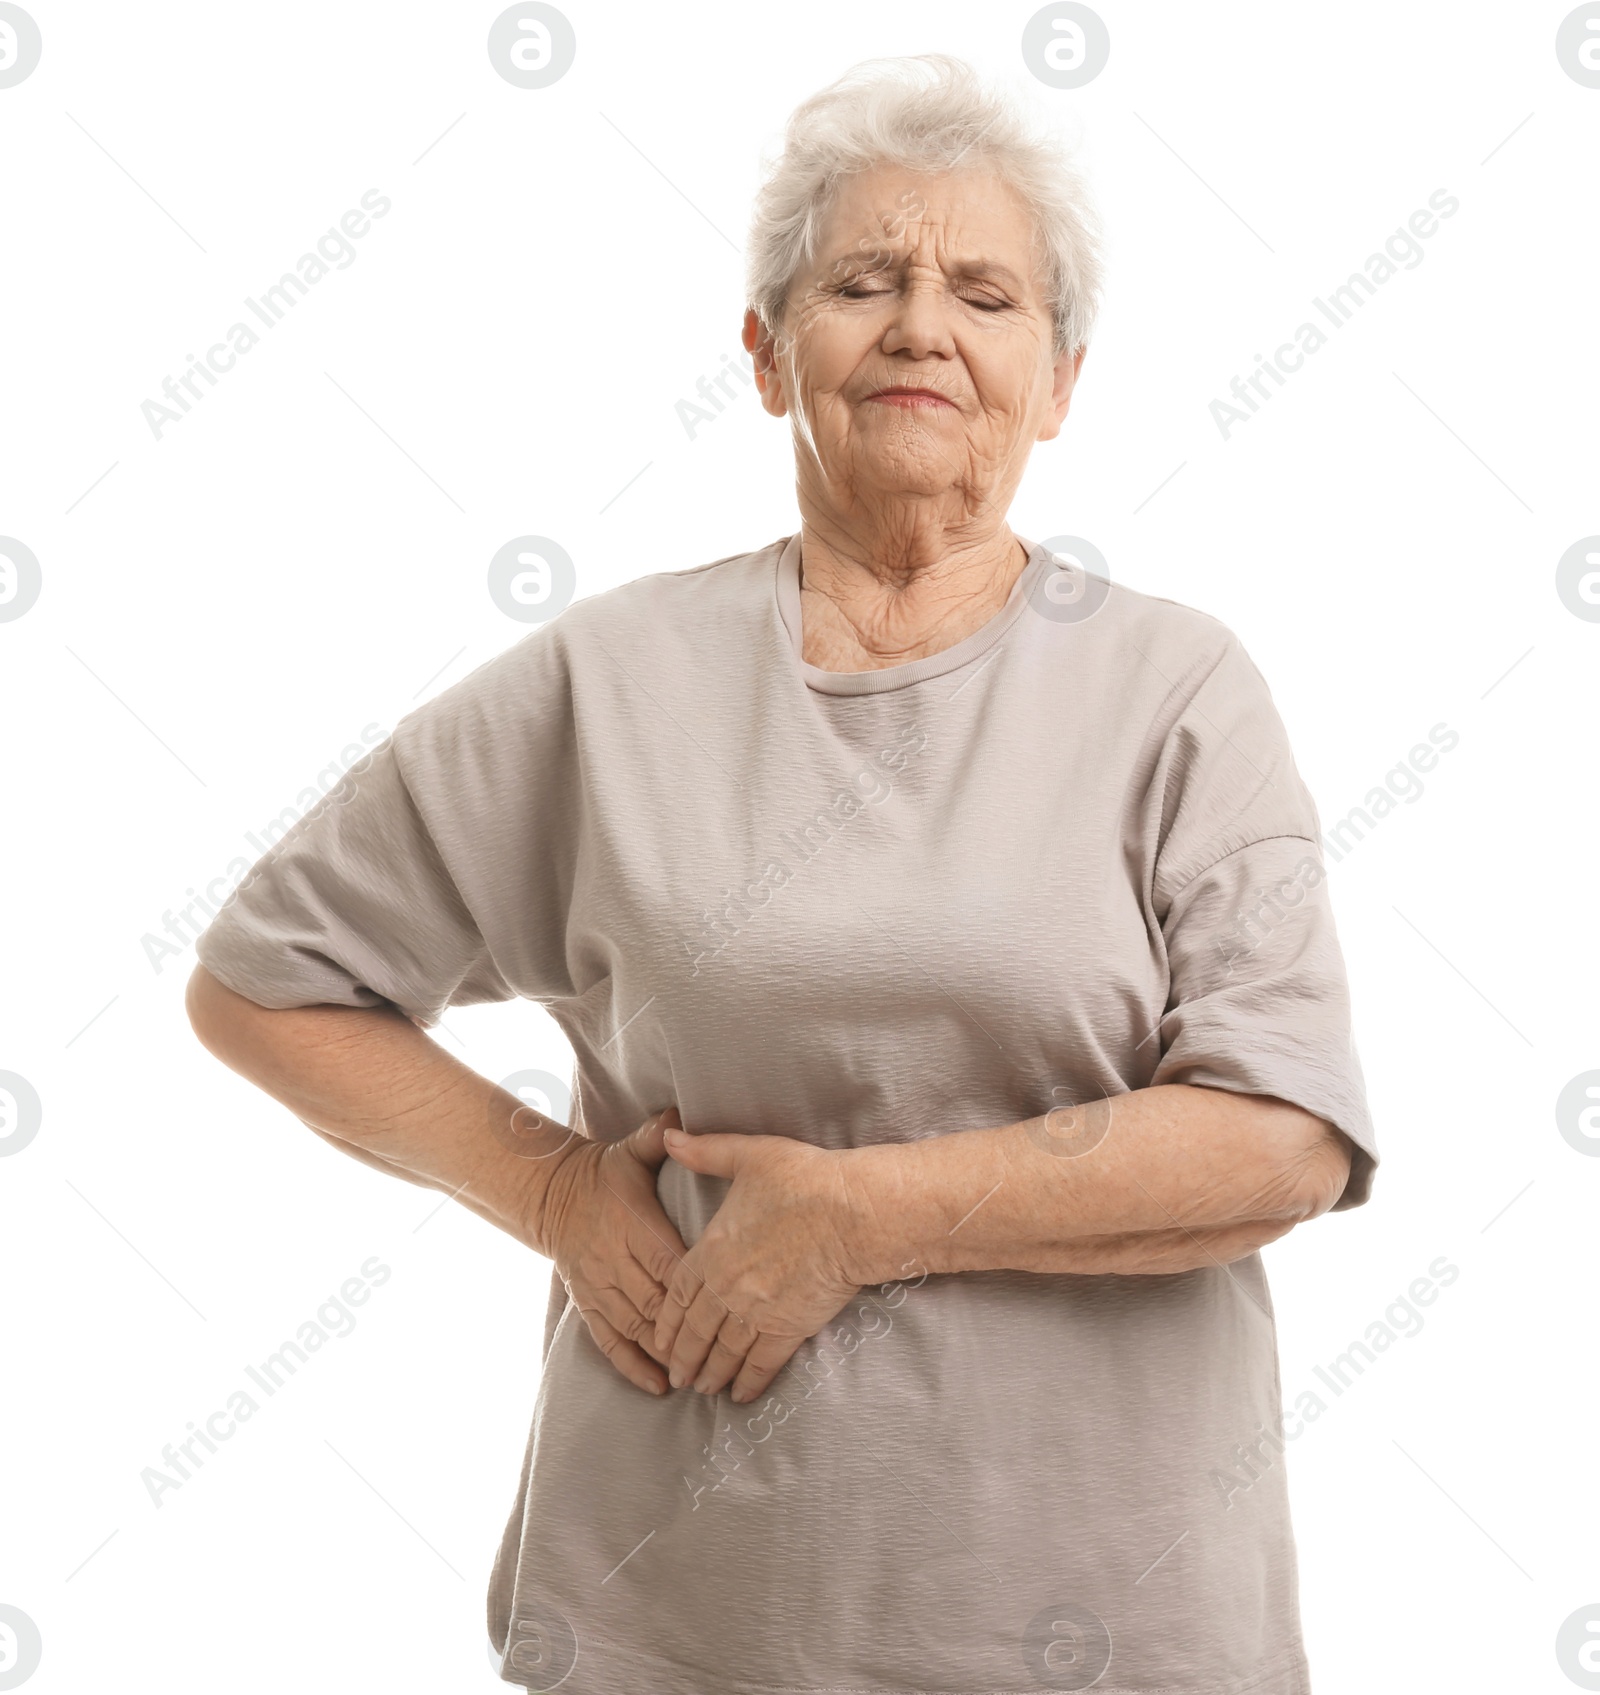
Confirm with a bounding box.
[794,512,1029,673]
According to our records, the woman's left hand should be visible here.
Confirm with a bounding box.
[653,1111,871,1403]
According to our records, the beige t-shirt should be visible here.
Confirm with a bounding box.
[196,532,1378,1695]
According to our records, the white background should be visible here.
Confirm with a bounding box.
[1,2,1596,1691]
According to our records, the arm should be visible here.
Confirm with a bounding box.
[184,964,691,1394]
[186,963,566,1232]
[652,1084,1353,1402]
[836,1082,1354,1283]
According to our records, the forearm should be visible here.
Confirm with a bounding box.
[843,1084,1350,1282]
[298,1118,463,1196]
[185,965,575,1253]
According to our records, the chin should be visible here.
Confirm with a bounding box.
[855,445,965,493]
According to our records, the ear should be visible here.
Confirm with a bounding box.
[1037,343,1088,442]
[743,307,790,419]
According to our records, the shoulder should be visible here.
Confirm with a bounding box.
[1115,594,1315,887]
[558,537,783,641]
[1095,575,1245,674]
[499,535,782,680]
[388,538,785,757]
[1050,567,1271,727]
[1034,568,1318,876]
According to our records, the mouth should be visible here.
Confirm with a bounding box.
[864,386,957,410]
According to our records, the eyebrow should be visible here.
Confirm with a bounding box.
[948,260,1025,287]
[829,253,1027,290]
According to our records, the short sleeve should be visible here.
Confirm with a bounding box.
[195,737,518,1028]
[195,623,583,1028]
[1143,635,1379,1210]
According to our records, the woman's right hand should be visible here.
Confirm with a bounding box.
[532,1109,691,1396]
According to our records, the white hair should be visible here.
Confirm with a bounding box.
[745,54,1104,359]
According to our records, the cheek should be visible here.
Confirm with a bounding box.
[789,341,860,413]
[966,381,1028,426]
[977,356,1051,421]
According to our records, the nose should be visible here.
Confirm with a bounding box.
[879,268,957,363]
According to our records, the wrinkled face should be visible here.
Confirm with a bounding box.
[746,163,1084,512]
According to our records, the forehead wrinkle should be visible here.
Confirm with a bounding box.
[818,213,1034,292]
[821,241,1030,288]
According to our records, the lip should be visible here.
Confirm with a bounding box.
[864,386,956,409]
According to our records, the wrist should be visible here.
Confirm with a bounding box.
[840,1125,1030,1283]
[500,1116,587,1258]
[836,1143,922,1288]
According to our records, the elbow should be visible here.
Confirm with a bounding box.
[185,963,250,1061]
[1275,1122,1354,1223]
[185,963,218,1046]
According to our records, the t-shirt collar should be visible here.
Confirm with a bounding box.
[773,530,1051,696]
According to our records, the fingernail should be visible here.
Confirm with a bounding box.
[693,1377,711,1394]
[669,1369,684,1388]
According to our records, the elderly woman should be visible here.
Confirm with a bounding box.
[187,53,1377,1695]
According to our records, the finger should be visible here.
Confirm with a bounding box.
[595,1143,691,1290]
[653,1255,705,1359]
[575,1301,668,1396]
[625,1200,691,1293]
[690,1313,760,1396]
[662,1126,745,1180]
[728,1331,807,1405]
[667,1282,737,1389]
[604,1259,676,1362]
[652,1296,684,1367]
[581,1275,669,1364]
[622,1107,677,1173]
[611,1253,671,1331]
